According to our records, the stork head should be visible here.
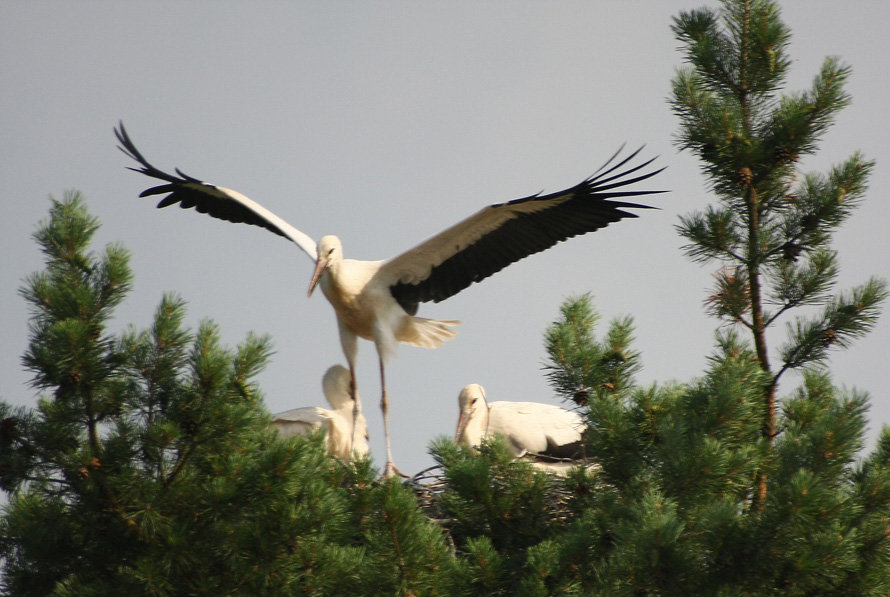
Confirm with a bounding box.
[455,383,488,445]
[322,363,356,410]
[308,235,342,297]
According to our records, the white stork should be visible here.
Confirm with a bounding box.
[271,364,369,461]
[115,122,664,477]
[455,384,589,474]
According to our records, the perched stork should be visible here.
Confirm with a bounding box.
[272,364,369,461]
[455,383,588,474]
[115,122,664,477]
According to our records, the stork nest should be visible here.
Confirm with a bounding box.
[407,458,601,526]
[408,465,452,523]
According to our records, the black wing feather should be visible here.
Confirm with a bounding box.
[390,146,666,308]
[114,122,292,241]
[541,437,586,460]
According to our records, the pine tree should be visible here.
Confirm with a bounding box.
[0,194,461,596]
[5,3,890,595]
[502,295,890,595]
[427,3,890,590]
[668,0,886,458]
[475,1,890,592]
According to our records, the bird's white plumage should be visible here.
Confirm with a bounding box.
[312,236,461,361]
[116,123,662,477]
[271,364,369,461]
[455,383,586,458]
[212,185,318,261]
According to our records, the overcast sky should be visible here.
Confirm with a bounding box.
[2,1,888,476]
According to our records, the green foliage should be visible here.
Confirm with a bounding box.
[426,294,890,595]
[358,478,463,596]
[436,438,555,554]
[432,436,584,596]
[3,193,889,594]
[3,3,888,595]
[437,2,890,589]
[544,293,641,406]
[0,194,461,596]
[670,0,887,396]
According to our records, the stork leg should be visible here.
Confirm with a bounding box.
[348,363,359,460]
[339,324,360,463]
[379,357,405,478]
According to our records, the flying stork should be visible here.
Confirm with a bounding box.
[115,122,664,477]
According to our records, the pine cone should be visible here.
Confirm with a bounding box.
[0,417,17,440]
[572,388,589,406]
[181,419,199,437]
[782,242,802,262]
[801,214,819,231]
[822,329,838,346]
[774,147,799,164]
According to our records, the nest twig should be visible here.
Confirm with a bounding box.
[408,465,452,523]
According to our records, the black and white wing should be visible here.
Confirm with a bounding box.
[381,145,666,309]
[115,122,318,261]
[488,401,587,459]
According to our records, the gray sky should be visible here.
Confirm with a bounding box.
[2,2,888,476]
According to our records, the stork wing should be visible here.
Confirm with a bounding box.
[381,146,665,308]
[491,402,585,441]
[489,401,586,459]
[271,406,331,437]
[115,122,318,261]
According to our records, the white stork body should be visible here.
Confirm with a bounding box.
[272,364,369,461]
[455,384,587,473]
[115,123,664,477]
[315,252,459,362]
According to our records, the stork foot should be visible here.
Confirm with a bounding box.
[383,461,409,479]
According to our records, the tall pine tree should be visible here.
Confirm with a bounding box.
[429,1,890,593]
[669,0,886,458]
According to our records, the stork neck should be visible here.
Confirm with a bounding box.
[335,396,360,423]
[318,270,336,298]
[463,405,490,446]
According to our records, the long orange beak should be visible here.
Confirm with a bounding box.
[455,413,466,442]
[307,257,328,297]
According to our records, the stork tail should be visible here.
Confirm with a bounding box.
[398,317,460,349]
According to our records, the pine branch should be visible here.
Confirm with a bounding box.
[777,277,888,377]
[677,206,746,263]
[764,249,838,324]
[543,295,640,406]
